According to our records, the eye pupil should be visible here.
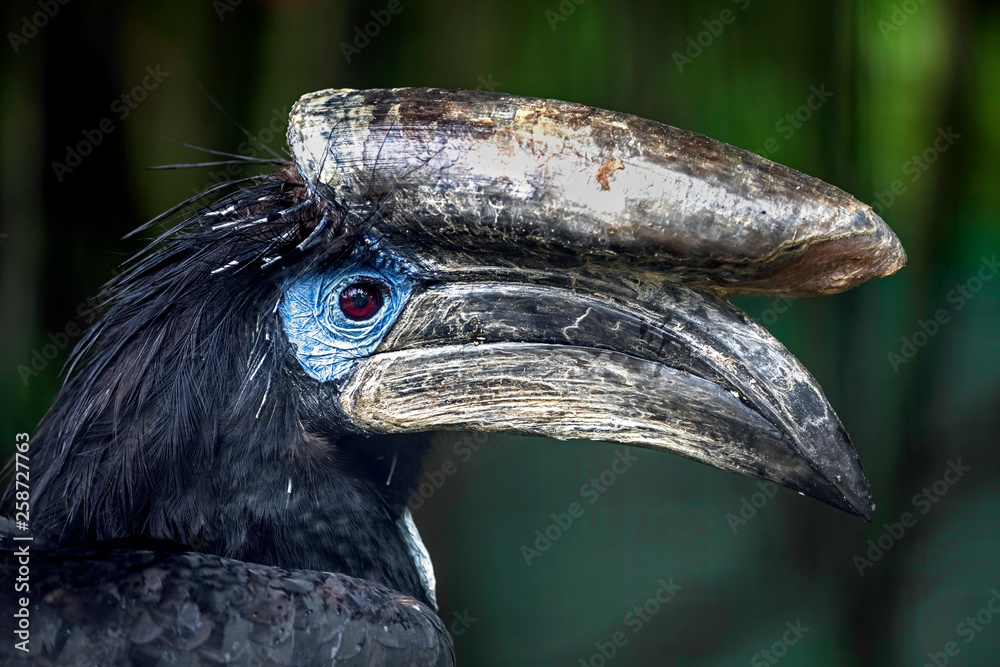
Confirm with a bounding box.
[339,283,382,320]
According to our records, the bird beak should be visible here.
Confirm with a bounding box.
[288,88,906,520]
[340,277,876,519]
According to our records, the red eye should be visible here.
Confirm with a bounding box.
[339,283,382,320]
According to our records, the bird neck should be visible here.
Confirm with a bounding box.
[20,386,435,604]
[200,432,435,605]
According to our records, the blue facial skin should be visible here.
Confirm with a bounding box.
[280,248,413,384]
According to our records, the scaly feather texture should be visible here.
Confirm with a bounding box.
[0,521,452,666]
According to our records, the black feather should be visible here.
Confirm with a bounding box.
[1,166,435,607]
[0,527,453,666]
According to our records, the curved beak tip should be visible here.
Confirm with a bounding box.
[842,480,876,522]
[862,205,908,279]
[809,458,875,521]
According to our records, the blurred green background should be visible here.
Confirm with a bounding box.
[1,0,998,665]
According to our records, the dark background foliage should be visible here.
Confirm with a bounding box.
[1,0,998,665]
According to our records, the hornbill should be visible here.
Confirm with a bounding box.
[0,88,904,665]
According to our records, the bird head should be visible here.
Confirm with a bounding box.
[14,88,904,608]
[280,88,903,519]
